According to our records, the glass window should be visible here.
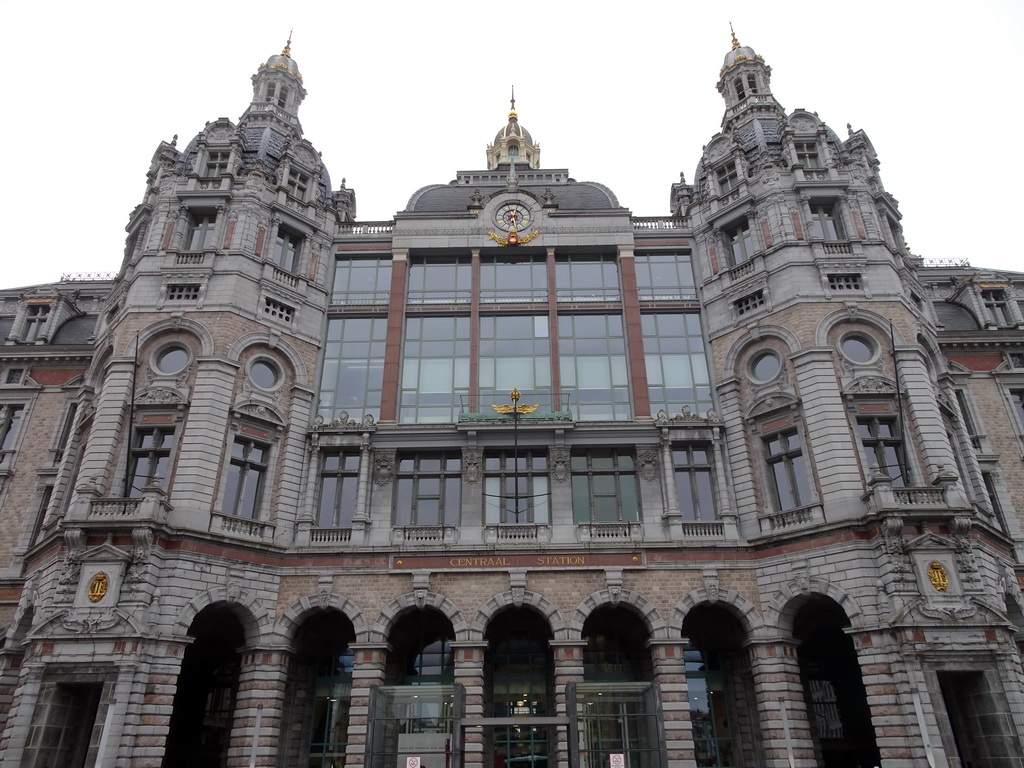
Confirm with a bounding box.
[155,344,190,374]
[318,317,387,420]
[634,251,697,301]
[855,412,908,486]
[408,256,472,304]
[795,141,821,168]
[982,289,1011,326]
[559,314,630,420]
[839,334,875,364]
[186,213,217,251]
[308,638,354,767]
[332,257,392,305]
[128,425,174,496]
[479,315,551,404]
[484,450,549,524]
[223,437,269,519]
[763,428,811,510]
[716,162,739,194]
[0,404,25,452]
[685,645,735,768]
[23,304,50,342]
[274,230,301,272]
[642,313,712,417]
[809,205,845,240]
[1010,390,1024,433]
[673,445,717,521]
[249,359,280,390]
[394,453,462,526]
[286,169,309,200]
[574,682,664,768]
[571,449,639,523]
[400,316,471,423]
[479,255,548,303]
[555,254,621,302]
[317,451,360,528]
[725,220,754,265]
[750,350,781,382]
[204,150,230,177]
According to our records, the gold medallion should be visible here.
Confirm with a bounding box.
[88,571,109,603]
[927,561,949,592]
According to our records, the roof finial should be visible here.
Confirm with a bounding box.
[509,85,517,118]
[729,22,740,50]
[283,30,293,56]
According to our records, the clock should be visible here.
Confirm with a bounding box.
[494,201,532,232]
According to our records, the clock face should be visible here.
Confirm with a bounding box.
[494,202,532,232]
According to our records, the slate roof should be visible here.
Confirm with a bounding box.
[933,302,981,331]
[406,180,622,213]
[51,315,98,345]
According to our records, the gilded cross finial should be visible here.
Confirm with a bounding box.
[283,30,293,56]
[730,22,740,50]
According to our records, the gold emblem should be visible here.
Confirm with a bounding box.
[927,561,949,592]
[487,229,540,247]
[88,572,109,603]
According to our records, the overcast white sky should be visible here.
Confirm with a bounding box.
[3,0,1022,288]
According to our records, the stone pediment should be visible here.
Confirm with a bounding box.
[843,375,897,395]
[745,391,799,420]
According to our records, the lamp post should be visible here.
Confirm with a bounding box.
[491,387,539,523]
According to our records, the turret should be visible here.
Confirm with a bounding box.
[486,90,541,170]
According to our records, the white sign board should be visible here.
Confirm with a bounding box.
[609,754,625,768]
[406,758,421,768]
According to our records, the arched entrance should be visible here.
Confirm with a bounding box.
[280,610,357,767]
[369,608,458,768]
[162,606,246,768]
[793,596,879,768]
[485,607,554,768]
[681,604,753,768]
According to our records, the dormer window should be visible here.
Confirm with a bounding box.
[205,150,230,177]
[716,162,739,195]
[795,141,821,168]
[982,289,1011,326]
[24,304,50,343]
[287,169,310,200]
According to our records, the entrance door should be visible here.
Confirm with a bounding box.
[488,723,551,768]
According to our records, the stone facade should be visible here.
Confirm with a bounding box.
[0,34,1023,768]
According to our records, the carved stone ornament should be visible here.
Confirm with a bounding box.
[57,528,87,598]
[318,584,331,609]
[374,452,396,486]
[463,449,482,484]
[844,376,897,395]
[60,608,120,634]
[637,449,658,482]
[550,448,570,483]
[87,572,109,603]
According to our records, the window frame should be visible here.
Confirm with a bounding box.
[127,422,176,497]
[393,452,463,527]
[0,403,25,453]
[273,228,302,272]
[808,204,846,241]
[570,448,640,523]
[851,403,909,486]
[317,450,361,528]
[716,162,739,195]
[483,448,550,525]
[185,212,217,251]
[222,434,271,519]
[725,219,754,265]
[760,421,812,512]
[673,444,717,521]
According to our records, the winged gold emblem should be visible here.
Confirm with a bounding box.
[487,229,540,247]
[490,386,540,414]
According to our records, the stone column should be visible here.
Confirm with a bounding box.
[453,640,487,768]
[649,638,696,768]
[0,662,44,767]
[132,638,192,767]
[551,640,586,768]
[345,642,389,768]
[747,639,817,768]
[226,646,290,767]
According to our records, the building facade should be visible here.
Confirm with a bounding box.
[0,34,1023,768]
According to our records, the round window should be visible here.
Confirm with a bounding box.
[751,351,781,382]
[155,344,190,374]
[840,334,876,364]
[250,359,281,390]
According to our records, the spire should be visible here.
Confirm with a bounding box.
[240,38,307,138]
[487,90,541,170]
[729,22,740,51]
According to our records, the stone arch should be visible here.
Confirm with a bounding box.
[372,591,467,644]
[227,331,309,388]
[132,316,216,358]
[671,587,763,638]
[723,323,802,375]
[31,606,145,640]
[814,306,907,348]
[172,586,271,645]
[274,591,370,646]
[569,589,668,640]
[471,590,567,641]
[764,578,865,636]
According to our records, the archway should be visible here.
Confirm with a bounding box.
[793,596,879,768]
[162,606,246,768]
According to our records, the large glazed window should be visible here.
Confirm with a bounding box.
[634,252,697,301]
[571,449,639,523]
[484,449,549,525]
[394,453,462,527]
[318,317,387,421]
[673,445,717,521]
[331,257,392,305]
[479,255,547,303]
[641,313,712,416]
[554,254,621,302]
[479,315,551,403]
[558,314,629,420]
[317,451,360,528]
[408,255,471,304]
[400,316,471,423]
